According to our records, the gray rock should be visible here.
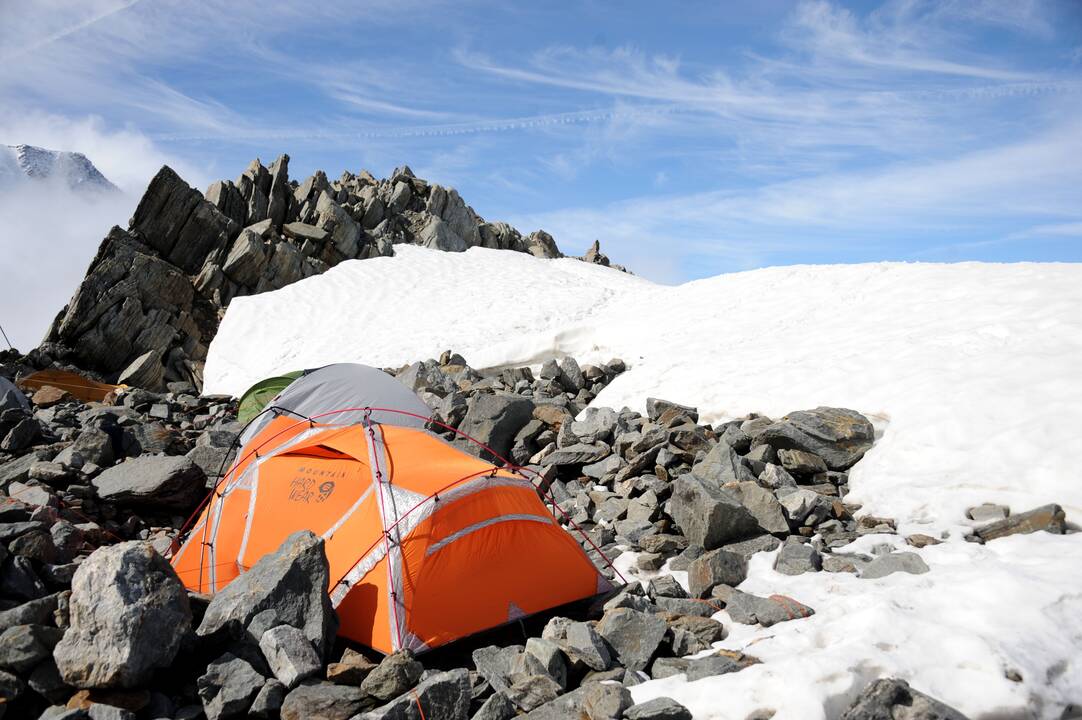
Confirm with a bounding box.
[54,541,190,688]
[280,681,368,720]
[541,442,610,467]
[0,555,47,600]
[222,228,268,287]
[388,181,412,214]
[419,216,467,252]
[471,691,516,720]
[685,654,740,681]
[259,624,321,689]
[581,681,633,719]
[92,455,206,508]
[840,677,969,720]
[650,657,690,680]
[773,539,822,575]
[282,222,328,243]
[725,482,789,534]
[777,448,828,474]
[860,552,929,579]
[754,407,874,471]
[360,650,424,701]
[197,653,267,720]
[975,504,1066,542]
[558,357,586,393]
[316,192,361,257]
[596,608,668,672]
[965,503,1009,523]
[687,548,748,598]
[726,590,814,627]
[250,679,286,718]
[0,624,63,673]
[758,463,797,490]
[87,704,136,720]
[522,637,567,690]
[361,668,471,720]
[198,531,338,658]
[624,697,693,720]
[0,593,61,632]
[693,442,757,485]
[645,398,698,423]
[471,644,523,693]
[456,393,535,462]
[777,487,828,525]
[544,619,611,671]
[670,474,762,550]
[2,417,40,452]
[28,657,71,703]
[505,674,561,712]
[267,154,291,227]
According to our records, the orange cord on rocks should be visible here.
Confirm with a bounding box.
[411,689,427,719]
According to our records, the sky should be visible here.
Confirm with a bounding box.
[0,0,1081,347]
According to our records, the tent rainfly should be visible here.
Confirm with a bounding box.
[170,363,614,654]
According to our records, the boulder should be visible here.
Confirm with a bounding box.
[258,625,321,689]
[359,650,423,701]
[581,681,633,719]
[0,624,63,673]
[840,677,969,720]
[92,455,206,508]
[418,216,466,252]
[860,552,929,579]
[221,228,268,287]
[687,548,748,598]
[53,542,191,688]
[360,668,471,720]
[773,539,822,575]
[198,531,338,658]
[753,407,874,471]
[543,619,611,672]
[777,448,828,474]
[471,644,523,693]
[624,697,693,720]
[280,681,368,720]
[725,590,814,627]
[197,653,265,720]
[692,442,757,485]
[505,674,561,712]
[282,222,328,243]
[670,474,762,550]
[250,680,286,718]
[646,398,698,423]
[456,393,535,462]
[725,482,788,534]
[596,608,668,672]
[315,192,361,258]
[974,504,1066,542]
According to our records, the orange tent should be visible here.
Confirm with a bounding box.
[171,413,613,654]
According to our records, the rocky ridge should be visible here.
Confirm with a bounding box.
[37,157,623,393]
[1,347,1068,720]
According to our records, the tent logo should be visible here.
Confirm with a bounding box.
[318,481,335,501]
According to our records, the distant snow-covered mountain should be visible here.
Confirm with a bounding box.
[0,143,118,192]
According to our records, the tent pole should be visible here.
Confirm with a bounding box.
[0,322,12,350]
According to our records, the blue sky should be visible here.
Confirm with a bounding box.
[1,0,1081,282]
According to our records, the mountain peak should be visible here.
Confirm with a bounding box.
[0,143,118,192]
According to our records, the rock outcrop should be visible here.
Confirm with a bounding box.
[40,158,620,392]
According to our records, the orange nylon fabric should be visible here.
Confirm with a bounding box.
[16,369,123,403]
[170,418,610,654]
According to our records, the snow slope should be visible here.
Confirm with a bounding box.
[206,246,1082,718]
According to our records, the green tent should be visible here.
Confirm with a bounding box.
[237,371,305,425]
